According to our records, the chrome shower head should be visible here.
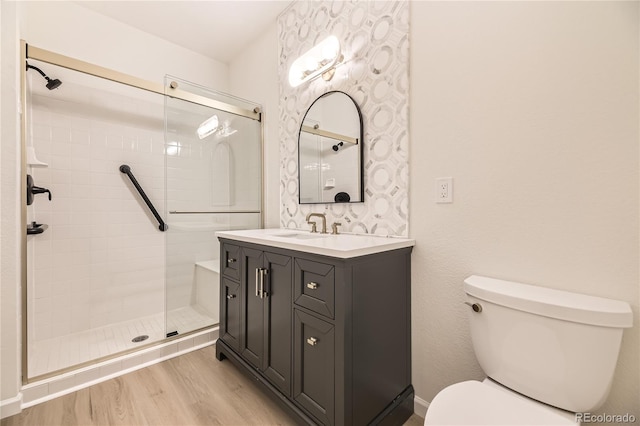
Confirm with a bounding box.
[26,62,62,90]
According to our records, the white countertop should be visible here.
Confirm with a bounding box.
[216,228,415,259]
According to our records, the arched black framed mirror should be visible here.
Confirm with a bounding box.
[298,91,364,204]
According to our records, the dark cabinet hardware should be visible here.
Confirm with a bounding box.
[26,174,52,206]
[27,221,48,235]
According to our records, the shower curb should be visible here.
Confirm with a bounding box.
[18,327,219,412]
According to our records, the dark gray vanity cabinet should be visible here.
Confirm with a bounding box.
[217,238,413,426]
[220,276,241,352]
[220,242,292,397]
[293,308,336,424]
[239,247,292,396]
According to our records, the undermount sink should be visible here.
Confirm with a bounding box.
[272,232,328,240]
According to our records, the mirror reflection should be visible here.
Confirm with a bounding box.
[298,91,363,204]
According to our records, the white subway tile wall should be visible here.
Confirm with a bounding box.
[28,82,166,350]
[25,74,220,377]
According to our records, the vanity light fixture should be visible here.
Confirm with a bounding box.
[288,35,342,88]
[197,114,219,140]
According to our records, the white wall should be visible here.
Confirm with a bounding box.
[410,1,639,420]
[1,0,230,412]
[228,23,280,228]
[19,2,229,90]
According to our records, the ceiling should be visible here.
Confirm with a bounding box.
[75,1,293,63]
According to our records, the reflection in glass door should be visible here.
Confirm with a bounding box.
[164,77,262,337]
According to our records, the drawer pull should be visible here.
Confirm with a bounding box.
[306,282,318,290]
[226,294,236,299]
[227,257,237,264]
[306,337,318,346]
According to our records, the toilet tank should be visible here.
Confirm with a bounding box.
[464,275,633,413]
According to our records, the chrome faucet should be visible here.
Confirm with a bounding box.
[306,213,328,234]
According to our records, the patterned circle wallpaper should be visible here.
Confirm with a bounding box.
[277,0,410,237]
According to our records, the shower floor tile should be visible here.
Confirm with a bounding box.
[29,305,215,378]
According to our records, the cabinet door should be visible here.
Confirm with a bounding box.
[262,252,293,396]
[293,309,335,425]
[240,247,264,369]
[220,277,241,351]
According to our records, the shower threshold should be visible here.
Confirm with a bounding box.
[28,305,215,378]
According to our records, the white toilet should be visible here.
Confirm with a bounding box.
[425,275,633,425]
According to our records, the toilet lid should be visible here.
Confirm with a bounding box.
[424,381,576,425]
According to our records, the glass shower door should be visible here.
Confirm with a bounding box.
[24,60,168,379]
[163,77,262,337]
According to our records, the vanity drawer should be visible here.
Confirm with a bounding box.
[221,243,240,280]
[294,258,335,319]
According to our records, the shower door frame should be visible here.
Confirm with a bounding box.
[19,40,264,384]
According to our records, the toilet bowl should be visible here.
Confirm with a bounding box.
[424,275,633,426]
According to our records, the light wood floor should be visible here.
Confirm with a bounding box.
[2,345,424,426]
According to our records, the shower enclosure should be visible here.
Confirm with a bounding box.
[22,43,262,381]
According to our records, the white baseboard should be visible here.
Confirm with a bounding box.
[0,393,23,419]
[414,394,430,419]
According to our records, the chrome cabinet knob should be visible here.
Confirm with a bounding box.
[226,294,236,299]
[306,337,318,346]
[306,282,318,290]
